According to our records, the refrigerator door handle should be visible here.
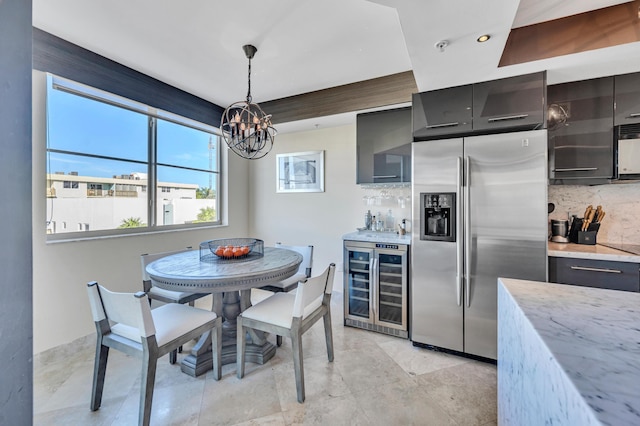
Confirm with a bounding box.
[371,257,378,320]
[464,156,471,308]
[456,156,463,306]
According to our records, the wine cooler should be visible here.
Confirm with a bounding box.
[343,240,409,338]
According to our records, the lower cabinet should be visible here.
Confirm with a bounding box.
[549,256,640,292]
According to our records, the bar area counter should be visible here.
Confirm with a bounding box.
[497,278,640,426]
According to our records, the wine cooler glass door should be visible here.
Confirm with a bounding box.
[375,249,408,330]
[345,247,374,321]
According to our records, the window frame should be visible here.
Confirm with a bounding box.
[45,74,224,242]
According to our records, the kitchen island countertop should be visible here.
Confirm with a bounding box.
[498,277,640,425]
[342,231,411,245]
[548,241,640,263]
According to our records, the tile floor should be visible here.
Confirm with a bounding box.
[33,292,497,425]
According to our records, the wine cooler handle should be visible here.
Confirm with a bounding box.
[371,257,378,319]
[456,156,463,307]
[465,156,471,308]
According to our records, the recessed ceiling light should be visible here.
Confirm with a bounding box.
[477,34,490,43]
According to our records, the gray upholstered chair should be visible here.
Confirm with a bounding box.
[86,281,221,426]
[260,242,313,292]
[141,248,209,363]
[237,263,336,403]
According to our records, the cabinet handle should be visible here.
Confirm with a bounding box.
[570,266,622,274]
[627,113,640,118]
[487,114,528,123]
[372,175,398,178]
[553,167,598,172]
[425,122,459,129]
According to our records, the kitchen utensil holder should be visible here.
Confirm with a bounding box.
[568,218,600,245]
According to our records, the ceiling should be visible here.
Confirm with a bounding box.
[33,0,640,133]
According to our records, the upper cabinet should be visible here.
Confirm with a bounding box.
[472,72,546,132]
[412,71,546,141]
[548,77,614,183]
[412,85,472,139]
[614,72,640,126]
[357,106,412,184]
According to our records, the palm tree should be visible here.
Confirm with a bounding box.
[196,187,216,199]
[118,217,145,228]
[196,207,216,222]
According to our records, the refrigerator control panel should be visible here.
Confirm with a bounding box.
[420,192,456,242]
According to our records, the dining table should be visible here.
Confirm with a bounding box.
[145,246,302,377]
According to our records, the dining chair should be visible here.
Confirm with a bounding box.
[259,242,313,292]
[237,263,336,403]
[86,281,222,426]
[141,248,209,364]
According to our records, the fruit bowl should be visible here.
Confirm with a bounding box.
[199,238,264,262]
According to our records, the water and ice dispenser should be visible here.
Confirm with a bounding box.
[420,192,455,242]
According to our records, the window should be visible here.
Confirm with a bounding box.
[45,75,222,239]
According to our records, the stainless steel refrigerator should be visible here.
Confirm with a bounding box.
[411,129,548,360]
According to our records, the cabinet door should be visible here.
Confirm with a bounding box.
[412,85,472,140]
[614,72,640,125]
[548,77,614,181]
[344,246,374,321]
[472,71,546,132]
[374,248,407,330]
[357,107,412,184]
[549,256,640,292]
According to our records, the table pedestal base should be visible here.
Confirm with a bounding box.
[180,290,276,377]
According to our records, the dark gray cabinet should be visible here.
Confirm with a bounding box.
[549,256,640,292]
[472,72,546,132]
[412,71,546,141]
[614,72,640,125]
[357,107,412,184]
[412,85,472,140]
[548,77,614,182]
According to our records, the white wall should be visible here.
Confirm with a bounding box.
[248,125,365,292]
[32,71,251,354]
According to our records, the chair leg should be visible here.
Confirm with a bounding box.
[212,318,222,380]
[276,335,283,347]
[139,350,158,426]
[236,317,246,379]
[323,309,334,362]
[169,349,177,365]
[90,341,109,411]
[291,333,305,403]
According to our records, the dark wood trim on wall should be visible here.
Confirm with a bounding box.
[33,28,225,127]
[500,0,640,67]
[261,71,417,124]
[0,0,33,422]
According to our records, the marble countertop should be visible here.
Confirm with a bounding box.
[342,231,411,245]
[500,278,640,425]
[548,242,640,263]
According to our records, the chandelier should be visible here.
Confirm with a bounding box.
[221,44,276,160]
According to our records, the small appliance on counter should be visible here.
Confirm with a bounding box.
[550,219,569,243]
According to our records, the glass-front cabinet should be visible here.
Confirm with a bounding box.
[344,240,408,338]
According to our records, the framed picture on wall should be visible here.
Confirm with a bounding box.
[276,150,325,193]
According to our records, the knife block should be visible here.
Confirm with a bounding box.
[568,218,600,245]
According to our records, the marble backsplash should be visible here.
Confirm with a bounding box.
[548,182,640,245]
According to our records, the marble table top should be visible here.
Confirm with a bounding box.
[500,278,640,425]
[342,231,411,245]
[146,247,302,293]
[548,242,640,263]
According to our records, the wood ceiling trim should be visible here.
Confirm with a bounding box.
[260,71,417,124]
[500,0,640,67]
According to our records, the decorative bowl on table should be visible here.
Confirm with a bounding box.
[199,238,264,262]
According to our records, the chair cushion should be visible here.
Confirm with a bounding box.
[148,286,199,302]
[267,272,307,290]
[251,288,274,305]
[111,303,217,347]
[241,293,296,329]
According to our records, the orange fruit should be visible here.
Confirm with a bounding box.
[242,246,250,255]
[214,246,224,256]
[223,248,233,258]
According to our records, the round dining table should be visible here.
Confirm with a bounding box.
[146,246,302,377]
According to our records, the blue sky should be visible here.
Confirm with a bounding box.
[47,87,217,188]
